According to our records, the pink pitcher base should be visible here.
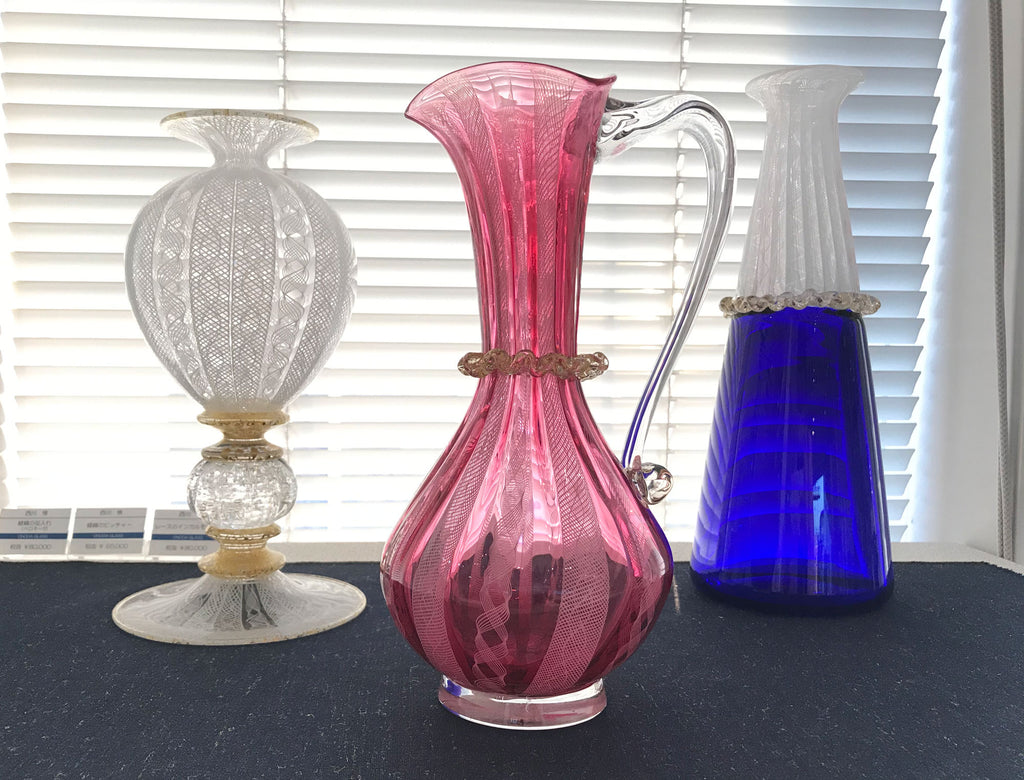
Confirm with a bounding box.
[437,676,606,730]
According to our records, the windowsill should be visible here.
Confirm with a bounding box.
[10,541,1019,573]
[276,540,1024,571]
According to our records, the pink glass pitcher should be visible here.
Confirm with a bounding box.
[380,61,734,729]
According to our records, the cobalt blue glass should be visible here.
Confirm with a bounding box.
[691,306,892,612]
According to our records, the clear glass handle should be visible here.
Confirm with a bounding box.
[598,95,736,474]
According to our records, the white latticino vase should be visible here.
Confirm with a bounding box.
[113,110,365,645]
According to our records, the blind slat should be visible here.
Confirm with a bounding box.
[288,0,681,31]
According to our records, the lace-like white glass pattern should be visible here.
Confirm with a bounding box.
[113,110,365,645]
[125,110,356,414]
[737,66,865,298]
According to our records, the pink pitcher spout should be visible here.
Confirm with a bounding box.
[405,60,615,134]
[403,62,616,356]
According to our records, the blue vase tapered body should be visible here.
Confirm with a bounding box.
[691,306,891,611]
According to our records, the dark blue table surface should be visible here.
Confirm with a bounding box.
[2,561,1023,779]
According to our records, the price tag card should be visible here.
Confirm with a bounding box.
[0,508,72,555]
[69,508,147,556]
[150,509,217,557]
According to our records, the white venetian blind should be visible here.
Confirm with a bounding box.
[0,0,942,545]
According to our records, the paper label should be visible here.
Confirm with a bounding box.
[69,508,146,556]
[0,508,72,555]
[149,509,217,557]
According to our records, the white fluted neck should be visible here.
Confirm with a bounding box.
[737,65,864,297]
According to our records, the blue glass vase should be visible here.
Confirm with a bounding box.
[690,305,891,611]
[625,66,893,612]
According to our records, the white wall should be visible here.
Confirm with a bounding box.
[1001,0,1024,562]
[907,0,1005,553]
